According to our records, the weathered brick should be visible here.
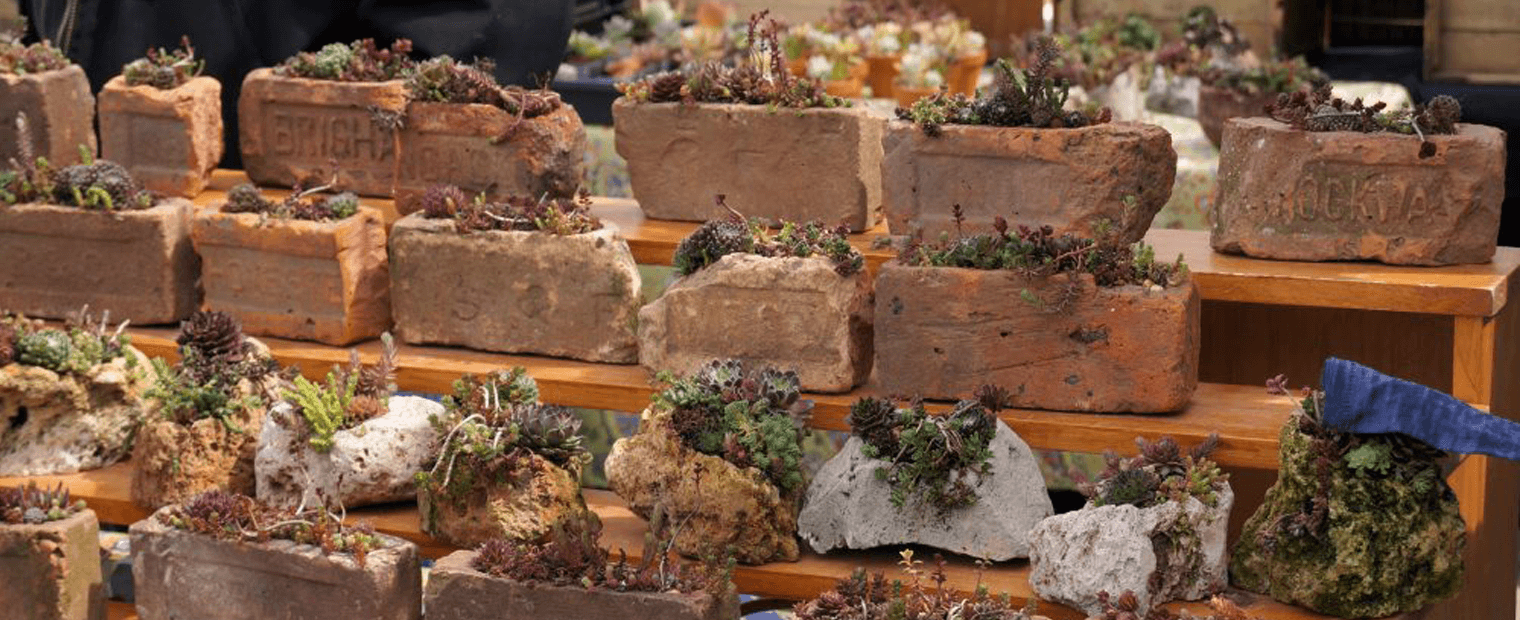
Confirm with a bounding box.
[0,65,96,166]
[98,75,224,197]
[1195,86,1274,150]
[0,509,104,620]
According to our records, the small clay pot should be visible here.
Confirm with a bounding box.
[947,50,988,96]
[894,85,938,109]
[865,55,900,99]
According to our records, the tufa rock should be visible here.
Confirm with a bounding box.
[418,451,594,549]
[98,75,224,197]
[0,509,106,620]
[798,421,1052,560]
[0,348,151,475]
[130,402,265,510]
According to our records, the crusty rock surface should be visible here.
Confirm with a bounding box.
[418,452,594,549]
[0,348,151,476]
[130,403,264,510]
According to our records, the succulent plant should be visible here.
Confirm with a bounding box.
[50,160,153,211]
[8,310,129,375]
[419,184,599,235]
[177,310,247,364]
[1,481,86,524]
[122,36,204,89]
[275,38,415,82]
[160,489,381,564]
[0,23,69,75]
[850,391,998,511]
[1268,84,1461,156]
[902,219,1187,292]
[673,199,864,277]
[1083,434,1228,509]
[220,182,361,222]
[406,56,562,119]
[794,554,1040,620]
[148,312,280,431]
[899,35,1110,135]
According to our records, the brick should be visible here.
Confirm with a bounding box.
[130,506,421,620]
[613,100,883,232]
[637,254,873,393]
[873,263,1199,413]
[0,200,200,324]
[1213,117,1507,265]
[880,120,1176,243]
[0,509,104,620]
[238,69,406,197]
[424,550,738,620]
[1195,85,1274,150]
[98,75,224,197]
[393,102,587,214]
[192,206,391,345]
[0,65,96,166]
[389,214,639,362]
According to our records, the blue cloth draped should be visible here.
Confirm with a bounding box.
[1321,357,1520,461]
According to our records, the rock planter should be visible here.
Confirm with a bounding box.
[1195,85,1273,150]
[130,403,265,510]
[192,204,391,345]
[256,396,444,510]
[613,100,884,232]
[638,254,872,393]
[238,68,407,196]
[873,263,1200,412]
[0,200,200,323]
[1212,117,1506,265]
[389,214,639,363]
[0,508,105,620]
[798,420,1052,560]
[0,348,151,476]
[393,103,587,215]
[879,120,1176,242]
[130,505,421,620]
[418,450,589,549]
[98,75,224,197]
[424,550,740,620]
[0,65,97,167]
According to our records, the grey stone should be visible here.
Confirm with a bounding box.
[798,422,1052,560]
[0,348,151,476]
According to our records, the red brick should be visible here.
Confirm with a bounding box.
[98,75,224,197]
[0,65,96,166]
[0,509,104,620]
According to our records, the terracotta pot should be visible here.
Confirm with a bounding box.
[98,75,224,197]
[787,58,808,78]
[0,64,96,167]
[893,85,938,109]
[866,55,901,99]
[191,205,391,345]
[947,50,988,96]
[0,509,105,620]
[848,59,869,81]
[824,77,864,99]
[874,265,1200,413]
[1196,85,1277,149]
[0,199,200,323]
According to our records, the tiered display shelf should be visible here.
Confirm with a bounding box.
[27,170,1519,620]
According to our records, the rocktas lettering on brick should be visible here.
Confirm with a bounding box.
[1265,163,1446,227]
[270,105,392,164]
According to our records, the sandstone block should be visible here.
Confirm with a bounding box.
[98,75,224,197]
[130,506,421,620]
[613,99,883,232]
[1028,486,1233,616]
[393,102,588,214]
[880,120,1175,242]
[606,407,800,565]
[389,215,639,362]
[0,65,96,166]
[798,422,1052,560]
[874,264,1199,412]
[1195,85,1274,150]
[424,550,739,620]
[0,348,151,475]
[238,68,406,196]
[418,452,594,549]
[256,396,444,510]
[0,200,200,324]
[192,205,391,345]
[1213,117,1507,265]
[638,254,872,393]
[130,404,264,510]
[0,509,105,620]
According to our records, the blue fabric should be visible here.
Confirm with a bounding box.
[1321,357,1520,461]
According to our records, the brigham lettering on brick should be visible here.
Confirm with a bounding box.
[270,107,392,163]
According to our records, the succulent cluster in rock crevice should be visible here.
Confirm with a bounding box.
[146,310,281,431]
[846,384,1004,511]
[0,309,131,374]
[673,198,863,277]
[1,481,86,524]
[274,38,415,82]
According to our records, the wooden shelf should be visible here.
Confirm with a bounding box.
[35,464,1380,620]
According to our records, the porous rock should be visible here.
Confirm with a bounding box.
[130,402,264,510]
[256,396,444,510]
[638,254,872,393]
[798,422,1052,560]
[417,452,594,549]
[0,348,151,476]
[0,509,105,620]
[606,406,801,565]
[98,75,224,197]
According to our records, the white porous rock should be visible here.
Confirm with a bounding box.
[1027,484,1234,616]
[798,421,1053,560]
[0,348,151,475]
[256,395,444,509]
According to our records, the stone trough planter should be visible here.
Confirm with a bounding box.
[130,506,421,620]
[638,254,872,393]
[873,263,1199,412]
[1213,116,1507,265]
[424,550,740,620]
[192,204,391,346]
[0,508,105,620]
[0,348,151,476]
[98,75,224,197]
[0,200,200,324]
[389,214,639,363]
[238,68,407,197]
[393,103,587,215]
[613,99,883,232]
[880,120,1176,242]
[0,64,97,166]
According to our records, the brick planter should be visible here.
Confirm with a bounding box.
[873,262,1199,413]
[98,75,224,197]
[638,254,872,393]
[192,205,390,345]
[392,103,588,214]
[880,120,1176,243]
[130,506,421,620]
[424,550,738,620]
[1213,117,1507,265]
[0,65,96,166]
[0,509,105,620]
[389,214,639,362]
[0,200,199,323]
[1195,85,1274,150]
[613,99,883,232]
[238,68,406,196]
